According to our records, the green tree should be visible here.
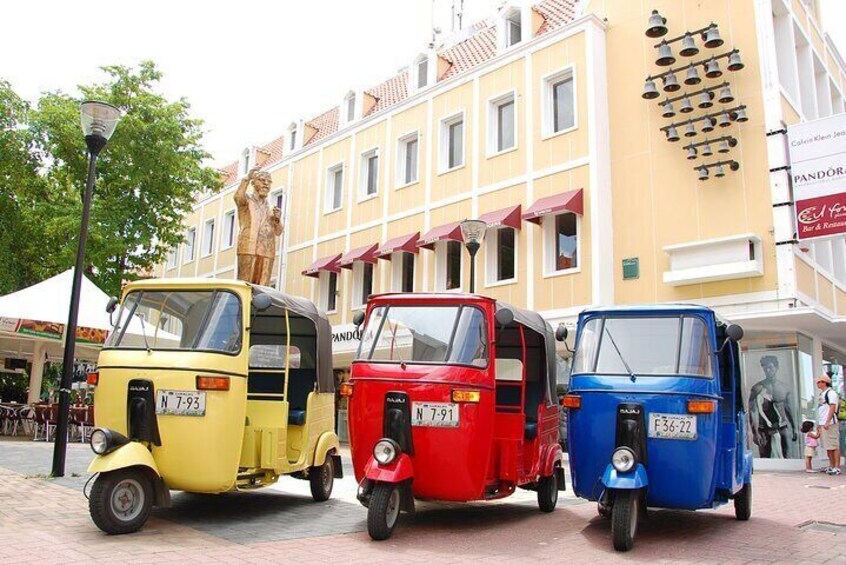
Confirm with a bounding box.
[23,61,222,295]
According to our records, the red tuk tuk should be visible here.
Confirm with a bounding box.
[345,293,564,540]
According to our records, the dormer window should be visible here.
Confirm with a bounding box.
[505,10,522,46]
[416,58,429,89]
[288,122,298,151]
[410,51,436,92]
[240,148,252,175]
[346,93,356,122]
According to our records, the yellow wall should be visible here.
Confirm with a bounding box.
[478,58,527,186]
[389,103,428,216]
[430,82,474,203]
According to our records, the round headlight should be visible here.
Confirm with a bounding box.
[611,447,636,473]
[373,439,399,465]
[90,429,109,455]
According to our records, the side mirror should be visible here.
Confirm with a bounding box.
[105,297,119,314]
[555,324,568,342]
[353,310,366,327]
[252,294,272,312]
[726,323,744,342]
[495,308,514,327]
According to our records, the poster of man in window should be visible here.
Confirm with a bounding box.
[744,349,800,459]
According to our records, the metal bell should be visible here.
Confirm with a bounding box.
[718,112,732,128]
[680,33,699,57]
[702,24,724,49]
[698,166,709,181]
[717,85,734,104]
[642,78,660,99]
[661,100,676,118]
[685,64,702,86]
[656,41,676,67]
[701,117,716,133]
[646,10,668,38]
[717,139,731,153]
[686,145,698,160]
[728,50,745,72]
[679,95,694,114]
[663,72,680,92]
[684,121,698,137]
[733,107,748,122]
[701,143,713,157]
[705,58,722,79]
[698,91,714,109]
[714,164,726,178]
[666,126,680,142]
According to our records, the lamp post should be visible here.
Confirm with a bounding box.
[459,219,487,294]
[51,101,121,477]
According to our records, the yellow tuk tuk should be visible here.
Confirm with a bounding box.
[85,279,341,534]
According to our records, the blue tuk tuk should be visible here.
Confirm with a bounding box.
[562,305,752,551]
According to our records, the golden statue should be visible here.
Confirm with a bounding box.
[234,167,284,286]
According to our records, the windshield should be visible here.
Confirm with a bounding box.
[572,315,712,377]
[105,290,242,354]
[356,305,488,367]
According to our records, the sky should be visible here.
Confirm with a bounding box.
[2,0,845,169]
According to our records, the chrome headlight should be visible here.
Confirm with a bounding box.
[89,428,129,455]
[612,447,636,473]
[373,438,400,465]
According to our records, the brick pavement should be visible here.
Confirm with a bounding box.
[1,440,845,564]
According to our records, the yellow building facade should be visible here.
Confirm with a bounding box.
[156,0,846,466]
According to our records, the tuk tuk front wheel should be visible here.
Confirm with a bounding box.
[89,468,153,535]
[611,489,639,552]
[367,482,401,541]
[537,468,559,512]
[309,457,335,502]
[734,482,751,521]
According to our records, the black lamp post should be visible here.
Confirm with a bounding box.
[459,219,487,294]
[51,101,121,477]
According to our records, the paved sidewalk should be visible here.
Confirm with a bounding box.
[1,440,845,564]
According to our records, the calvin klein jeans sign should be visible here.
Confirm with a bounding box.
[787,114,846,241]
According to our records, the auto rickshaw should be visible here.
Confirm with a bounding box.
[563,305,752,551]
[85,279,341,534]
[346,293,565,540]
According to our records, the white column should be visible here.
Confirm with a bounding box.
[812,336,824,383]
[27,341,47,404]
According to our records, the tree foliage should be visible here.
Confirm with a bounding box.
[0,61,221,296]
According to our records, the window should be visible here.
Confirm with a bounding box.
[488,92,516,154]
[202,218,215,257]
[346,93,356,123]
[436,240,462,291]
[166,248,178,269]
[505,11,521,47]
[440,113,464,171]
[486,227,516,283]
[241,149,251,175]
[544,213,578,273]
[222,210,235,249]
[320,271,338,313]
[544,69,575,136]
[360,149,379,199]
[353,262,374,309]
[392,252,415,292]
[184,227,196,263]
[417,58,429,89]
[396,132,419,186]
[289,125,297,151]
[325,164,344,213]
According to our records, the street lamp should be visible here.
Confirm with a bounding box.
[459,219,487,294]
[51,101,121,477]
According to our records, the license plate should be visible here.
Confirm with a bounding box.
[155,390,206,416]
[648,413,697,440]
[411,402,459,428]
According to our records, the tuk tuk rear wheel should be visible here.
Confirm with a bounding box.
[734,482,751,521]
[309,457,334,502]
[611,490,639,552]
[537,468,559,512]
[367,483,401,541]
[89,468,153,535]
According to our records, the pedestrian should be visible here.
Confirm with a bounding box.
[801,420,820,473]
[815,375,841,475]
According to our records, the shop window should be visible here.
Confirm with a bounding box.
[392,252,415,292]
[183,227,196,263]
[436,240,463,291]
[352,262,374,309]
[486,227,516,284]
[325,164,344,213]
[397,132,419,186]
[544,213,578,273]
[543,68,575,136]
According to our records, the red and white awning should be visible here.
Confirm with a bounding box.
[302,253,342,278]
[479,205,522,230]
[374,232,420,260]
[522,189,583,225]
[339,244,379,269]
[417,222,463,250]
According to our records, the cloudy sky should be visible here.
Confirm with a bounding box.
[2,0,844,168]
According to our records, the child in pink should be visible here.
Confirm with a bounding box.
[801,420,820,473]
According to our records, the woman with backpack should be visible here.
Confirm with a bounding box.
[816,374,842,475]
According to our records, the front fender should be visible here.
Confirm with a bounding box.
[312,431,341,467]
[541,442,564,477]
[363,453,414,483]
[601,463,648,490]
[87,442,160,477]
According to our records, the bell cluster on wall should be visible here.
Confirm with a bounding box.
[643,9,744,181]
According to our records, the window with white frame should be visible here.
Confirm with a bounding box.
[396,132,419,186]
[352,262,374,309]
[346,93,356,123]
[544,213,579,273]
[417,57,429,89]
[325,164,344,213]
[184,227,196,263]
[241,148,251,175]
[272,191,285,214]
[319,271,338,313]
[360,149,379,199]
[436,240,463,291]
[440,113,464,171]
[391,252,415,292]
[289,124,298,151]
[166,247,178,269]
[505,9,522,47]
[202,218,215,257]
[486,227,516,284]
[488,92,516,154]
[222,210,236,249]
[543,69,575,136]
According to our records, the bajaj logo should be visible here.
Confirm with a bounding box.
[129,385,149,392]
[620,408,641,415]
[386,396,406,404]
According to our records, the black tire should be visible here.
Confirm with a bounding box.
[611,490,639,552]
[537,468,559,513]
[89,468,153,535]
[367,482,401,541]
[734,482,751,521]
[309,457,334,502]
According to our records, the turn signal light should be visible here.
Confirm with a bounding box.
[687,399,715,414]
[562,395,581,409]
[196,376,230,391]
[452,390,480,403]
[86,372,99,386]
[339,382,353,397]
